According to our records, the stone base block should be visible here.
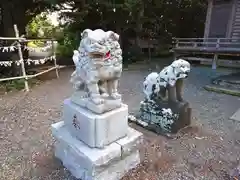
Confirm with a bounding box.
[71,91,122,114]
[116,127,143,158]
[63,98,128,148]
[138,100,191,135]
[51,121,142,180]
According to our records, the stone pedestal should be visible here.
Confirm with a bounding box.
[52,99,143,180]
[63,99,128,148]
[135,100,191,135]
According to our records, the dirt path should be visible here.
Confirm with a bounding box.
[1,64,240,180]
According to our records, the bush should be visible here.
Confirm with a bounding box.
[154,46,172,57]
[0,79,40,92]
[56,28,80,58]
[26,12,57,38]
[27,41,46,48]
[5,79,26,91]
[26,12,62,49]
[122,45,144,65]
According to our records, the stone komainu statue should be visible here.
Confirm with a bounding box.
[70,29,123,105]
[143,59,191,104]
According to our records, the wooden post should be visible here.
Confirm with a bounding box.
[216,38,220,48]
[13,24,29,91]
[148,39,151,62]
[193,41,197,48]
[212,53,218,70]
[204,0,213,39]
[51,40,59,78]
[176,39,179,48]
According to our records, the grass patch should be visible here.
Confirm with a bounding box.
[0,78,41,93]
[204,85,240,97]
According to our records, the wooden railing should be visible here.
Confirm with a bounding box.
[172,38,240,70]
[173,38,240,51]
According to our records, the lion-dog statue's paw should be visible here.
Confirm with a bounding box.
[110,92,121,99]
[91,96,105,105]
[101,93,109,98]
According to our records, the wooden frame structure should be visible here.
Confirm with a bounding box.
[173,37,240,69]
[173,0,240,69]
[0,25,61,92]
[204,0,238,39]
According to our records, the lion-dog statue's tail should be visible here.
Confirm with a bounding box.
[70,50,85,90]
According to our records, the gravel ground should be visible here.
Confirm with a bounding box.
[1,62,240,180]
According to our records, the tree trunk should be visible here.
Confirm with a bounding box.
[1,2,26,37]
[1,2,27,77]
[148,39,151,62]
[1,2,15,37]
[135,2,144,47]
[116,26,122,47]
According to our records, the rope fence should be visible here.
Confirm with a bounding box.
[0,24,61,91]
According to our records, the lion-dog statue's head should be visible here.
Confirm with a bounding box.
[170,59,190,80]
[77,29,122,66]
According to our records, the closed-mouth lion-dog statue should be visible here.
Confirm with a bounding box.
[143,59,191,105]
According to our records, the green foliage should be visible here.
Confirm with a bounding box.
[0,0,51,36]
[27,40,46,48]
[26,12,57,38]
[43,0,207,61]
[56,26,80,57]
[153,45,172,57]
[122,45,144,64]
[26,12,64,49]
[5,79,26,91]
